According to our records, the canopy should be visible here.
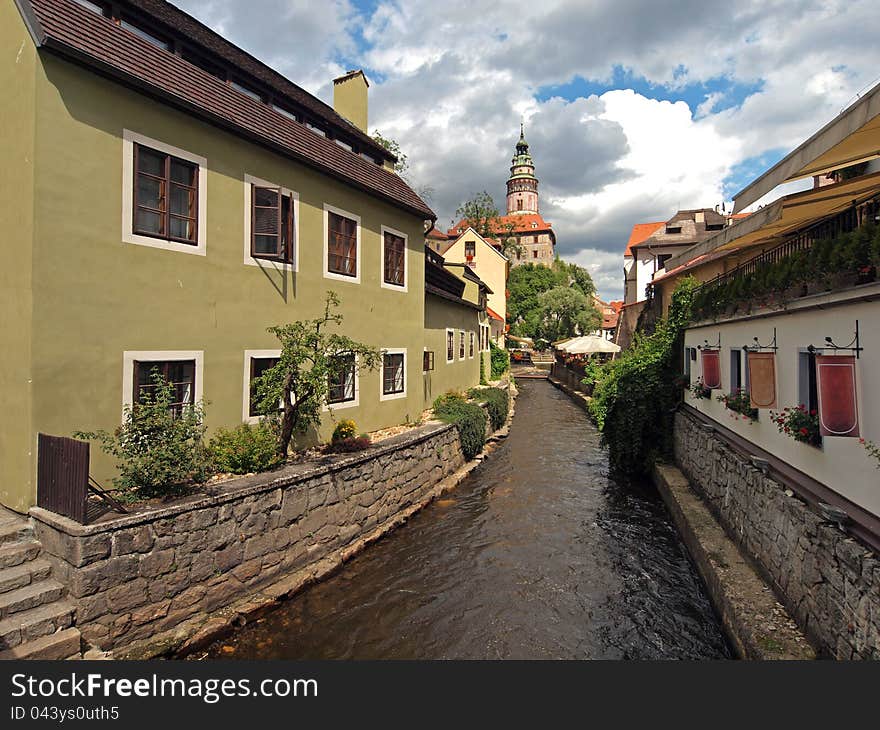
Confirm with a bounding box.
[556,336,621,354]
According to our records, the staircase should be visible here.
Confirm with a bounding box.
[0,508,81,660]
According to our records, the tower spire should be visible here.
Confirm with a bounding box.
[506,124,538,215]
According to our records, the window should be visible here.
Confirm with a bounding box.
[230,80,262,102]
[665,226,682,234]
[730,349,742,391]
[684,347,693,383]
[656,254,672,271]
[469,331,475,358]
[133,143,198,244]
[533,250,539,258]
[517,198,523,210]
[120,18,170,50]
[446,329,455,363]
[271,104,298,121]
[324,206,360,281]
[182,50,225,80]
[73,0,109,15]
[335,139,353,152]
[465,240,476,258]
[533,235,539,243]
[798,351,819,415]
[327,355,357,405]
[382,227,407,289]
[706,223,724,231]
[251,185,294,262]
[307,122,327,138]
[124,131,206,255]
[459,331,466,360]
[248,356,279,417]
[381,351,406,400]
[423,350,435,372]
[133,360,195,417]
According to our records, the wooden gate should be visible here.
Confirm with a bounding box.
[37,434,89,523]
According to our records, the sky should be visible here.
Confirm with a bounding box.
[174,0,880,301]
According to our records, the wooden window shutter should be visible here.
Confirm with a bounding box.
[251,185,283,259]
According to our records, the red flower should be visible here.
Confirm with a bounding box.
[799,427,808,436]
[810,409,817,416]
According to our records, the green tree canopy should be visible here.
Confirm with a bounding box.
[455,191,500,240]
[535,286,601,342]
[371,130,408,177]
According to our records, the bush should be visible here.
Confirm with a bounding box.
[479,353,488,385]
[468,387,509,430]
[489,341,510,378]
[332,419,358,443]
[208,421,282,475]
[589,277,698,476]
[75,371,211,501]
[329,434,371,453]
[433,392,487,459]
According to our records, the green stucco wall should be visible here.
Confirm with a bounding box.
[3,49,444,508]
[423,295,482,405]
[0,2,37,513]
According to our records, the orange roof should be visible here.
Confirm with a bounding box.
[608,300,624,313]
[486,306,505,322]
[426,227,448,240]
[448,213,554,237]
[602,312,618,329]
[625,221,665,257]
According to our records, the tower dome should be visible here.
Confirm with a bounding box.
[506,123,539,215]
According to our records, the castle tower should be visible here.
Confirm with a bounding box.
[506,124,539,215]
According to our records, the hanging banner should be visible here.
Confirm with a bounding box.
[701,349,721,389]
[816,355,860,437]
[746,352,777,409]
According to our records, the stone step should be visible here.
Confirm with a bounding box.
[0,627,81,660]
[0,579,65,620]
[0,541,41,570]
[0,600,76,650]
[0,560,52,595]
[0,521,34,546]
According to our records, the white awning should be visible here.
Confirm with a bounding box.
[557,336,621,354]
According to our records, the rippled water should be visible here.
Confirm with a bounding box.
[205,379,731,659]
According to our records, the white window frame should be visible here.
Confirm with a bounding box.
[122,350,204,419]
[380,225,409,292]
[242,349,282,424]
[324,352,360,412]
[446,328,455,364]
[323,203,361,283]
[458,330,466,361]
[122,129,207,256]
[379,348,407,401]
[243,174,299,271]
[469,331,475,359]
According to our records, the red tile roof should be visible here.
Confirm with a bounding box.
[24,0,434,220]
[448,213,554,237]
[486,306,504,322]
[625,221,665,257]
[426,227,448,240]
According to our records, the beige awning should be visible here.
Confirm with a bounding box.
[665,172,880,271]
[733,81,880,213]
[557,336,621,354]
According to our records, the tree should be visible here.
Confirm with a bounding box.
[455,191,501,240]
[535,286,601,342]
[371,130,409,177]
[254,292,382,458]
[507,263,561,338]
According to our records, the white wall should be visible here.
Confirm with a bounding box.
[684,286,880,518]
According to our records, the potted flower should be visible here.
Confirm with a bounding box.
[770,405,821,447]
[861,438,880,469]
[716,388,758,421]
[690,378,711,400]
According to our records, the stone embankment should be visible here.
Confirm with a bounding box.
[28,383,515,658]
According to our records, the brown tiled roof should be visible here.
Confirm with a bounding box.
[24,0,434,220]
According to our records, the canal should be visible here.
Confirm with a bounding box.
[204,379,731,659]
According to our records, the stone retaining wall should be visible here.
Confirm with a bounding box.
[674,409,880,659]
[30,421,468,652]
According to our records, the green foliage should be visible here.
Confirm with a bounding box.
[691,221,880,320]
[479,353,489,385]
[581,360,606,389]
[589,277,700,476]
[256,292,382,458]
[689,379,711,400]
[770,405,820,446]
[455,191,501,240]
[332,419,358,443]
[371,131,408,177]
[208,421,282,475]
[489,341,510,378]
[716,389,758,421]
[861,438,880,469]
[75,371,211,501]
[535,286,601,342]
[467,387,509,430]
[432,391,487,460]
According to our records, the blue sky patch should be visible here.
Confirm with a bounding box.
[721,148,789,198]
[535,65,764,116]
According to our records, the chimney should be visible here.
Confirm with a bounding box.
[333,70,369,133]
[695,210,705,223]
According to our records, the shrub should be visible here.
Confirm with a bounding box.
[716,389,758,421]
[75,371,211,501]
[208,421,282,475]
[479,353,488,385]
[433,392,487,459]
[329,434,371,453]
[332,419,358,443]
[489,341,510,378]
[468,387,509,430]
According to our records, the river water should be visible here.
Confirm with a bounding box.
[204,379,731,659]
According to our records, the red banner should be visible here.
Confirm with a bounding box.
[701,349,721,389]
[747,352,777,409]
[816,355,859,437]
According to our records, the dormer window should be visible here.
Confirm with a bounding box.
[665,226,682,234]
[335,139,353,152]
[230,80,262,102]
[271,104,298,121]
[120,18,170,50]
[706,223,724,231]
[307,122,327,138]
[73,0,109,16]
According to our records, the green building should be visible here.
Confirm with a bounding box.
[1,0,487,512]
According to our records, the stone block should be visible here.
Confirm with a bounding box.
[139,549,176,579]
[107,578,149,613]
[214,543,244,572]
[243,532,276,561]
[35,524,111,568]
[71,555,139,598]
[280,488,309,524]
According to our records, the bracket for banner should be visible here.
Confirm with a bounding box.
[807,320,863,359]
[743,327,777,353]
[697,333,721,351]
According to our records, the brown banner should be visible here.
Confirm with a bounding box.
[816,355,860,437]
[746,352,777,409]
[701,349,721,389]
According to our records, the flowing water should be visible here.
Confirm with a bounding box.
[205,379,731,659]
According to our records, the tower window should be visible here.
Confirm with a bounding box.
[517,199,523,210]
